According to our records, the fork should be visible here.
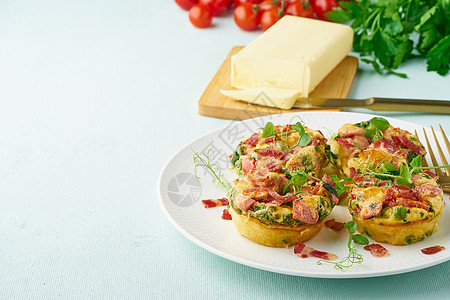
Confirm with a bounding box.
[416,125,450,193]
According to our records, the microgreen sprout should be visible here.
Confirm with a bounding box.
[357,117,390,142]
[362,155,450,188]
[317,220,369,272]
[192,148,231,191]
[261,118,311,151]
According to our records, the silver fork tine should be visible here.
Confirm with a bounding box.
[437,124,450,176]
[422,127,444,178]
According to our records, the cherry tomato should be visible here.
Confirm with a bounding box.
[175,0,199,10]
[233,3,260,30]
[233,0,262,7]
[311,0,339,21]
[199,0,231,16]
[285,0,314,18]
[189,4,213,28]
[260,7,282,31]
[257,0,276,13]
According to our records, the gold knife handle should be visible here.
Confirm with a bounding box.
[368,98,450,114]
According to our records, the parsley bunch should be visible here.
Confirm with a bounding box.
[328,0,450,77]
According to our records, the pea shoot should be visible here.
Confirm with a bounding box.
[317,220,369,272]
[363,155,450,188]
[192,148,231,191]
[261,118,311,151]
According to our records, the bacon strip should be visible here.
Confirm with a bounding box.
[221,209,232,220]
[421,245,445,255]
[324,219,345,231]
[364,244,388,257]
[399,134,426,156]
[257,148,283,157]
[294,242,337,260]
[293,199,319,224]
[243,133,259,146]
[201,198,229,208]
[370,138,401,155]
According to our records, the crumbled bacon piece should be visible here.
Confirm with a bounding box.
[293,199,319,225]
[201,198,229,208]
[364,244,389,257]
[257,148,283,157]
[421,245,445,255]
[243,133,259,146]
[221,209,232,220]
[324,219,345,231]
[294,242,337,260]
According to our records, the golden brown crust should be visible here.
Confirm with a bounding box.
[229,207,326,248]
[350,208,443,246]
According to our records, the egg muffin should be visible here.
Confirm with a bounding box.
[230,123,332,178]
[348,173,444,245]
[228,175,338,247]
[227,122,338,247]
[326,121,426,178]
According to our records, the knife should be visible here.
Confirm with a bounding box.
[293,97,450,114]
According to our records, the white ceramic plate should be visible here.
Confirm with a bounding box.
[157,111,450,278]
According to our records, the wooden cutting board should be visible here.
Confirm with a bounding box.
[198,46,358,120]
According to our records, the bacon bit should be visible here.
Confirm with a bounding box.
[349,167,357,179]
[294,242,337,260]
[423,170,438,179]
[264,136,275,144]
[421,245,446,255]
[415,183,443,200]
[370,138,400,154]
[293,199,319,225]
[243,133,259,146]
[364,244,389,257]
[324,219,345,231]
[269,165,282,172]
[201,198,229,208]
[322,174,335,187]
[221,209,232,220]
[399,134,426,156]
[257,148,283,157]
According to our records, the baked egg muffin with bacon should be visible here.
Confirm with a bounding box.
[348,172,444,245]
[326,117,426,178]
[227,121,339,247]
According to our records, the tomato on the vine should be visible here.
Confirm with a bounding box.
[285,0,314,18]
[260,7,282,31]
[189,4,213,28]
[257,0,276,13]
[199,0,231,16]
[311,0,339,21]
[233,3,260,30]
[175,0,199,10]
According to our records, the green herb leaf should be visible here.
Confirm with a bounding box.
[290,173,307,187]
[370,117,390,131]
[410,155,423,169]
[323,183,338,198]
[352,234,369,245]
[262,121,277,137]
[344,220,357,234]
[328,0,450,76]
[426,34,450,75]
[383,163,398,172]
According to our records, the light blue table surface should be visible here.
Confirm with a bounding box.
[1,1,449,299]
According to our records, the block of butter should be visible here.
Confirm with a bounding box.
[220,87,301,110]
[230,15,353,98]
